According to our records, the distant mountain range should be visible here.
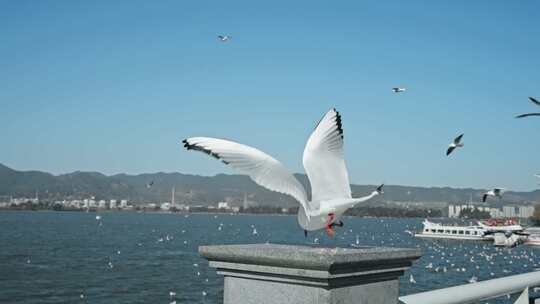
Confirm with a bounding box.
[1,163,539,207]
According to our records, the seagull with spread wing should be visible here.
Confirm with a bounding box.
[482,188,505,202]
[446,133,464,156]
[392,87,406,93]
[515,97,540,118]
[217,35,231,42]
[182,109,383,237]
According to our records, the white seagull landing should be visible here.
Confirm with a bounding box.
[392,87,406,93]
[217,35,231,42]
[515,97,540,118]
[482,188,505,202]
[446,133,464,156]
[182,109,383,237]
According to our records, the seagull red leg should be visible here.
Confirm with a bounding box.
[325,213,335,237]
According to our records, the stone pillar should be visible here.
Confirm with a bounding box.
[199,244,421,304]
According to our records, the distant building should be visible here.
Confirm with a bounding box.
[503,206,516,218]
[518,206,534,218]
[218,202,229,209]
[490,208,504,218]
[448,205,458,218]
[98,200,107,208]
[109,200,117,209]
[120,200,128,209]
[89,199,97,208]
[160,202,171,210]
[242,193,257,209]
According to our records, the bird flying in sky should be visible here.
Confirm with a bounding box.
[217,35,231,42]
[446,133,464,156]
[515,97,540,118]
[482,188,505,202]
[392,87,406,93]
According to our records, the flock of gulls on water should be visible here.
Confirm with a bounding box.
[181,40,539,238]
[76,215,540,302]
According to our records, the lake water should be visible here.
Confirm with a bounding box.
[1,211,538,303]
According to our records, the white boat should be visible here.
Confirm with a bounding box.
[492,232,527,247]
[415,220,488,240]
[524,234,540,246]
[415,219,524,241]
[477,219,523,233]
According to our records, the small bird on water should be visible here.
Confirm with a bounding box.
[446,133,464,156]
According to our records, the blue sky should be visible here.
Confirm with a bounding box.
[1,1,539,191]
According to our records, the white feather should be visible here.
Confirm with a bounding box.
[183,137,312,215]
[303,109,352,202]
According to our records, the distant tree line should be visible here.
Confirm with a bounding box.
[458,207,491,219]
[1,201,443,218]
[345,206,442,218]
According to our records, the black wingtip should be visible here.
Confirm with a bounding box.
[182,139,229,164]
[334,109,343,138]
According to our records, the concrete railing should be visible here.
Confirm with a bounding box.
[199,243,540,304]
[399,271,540,304]
[200,243,421,304]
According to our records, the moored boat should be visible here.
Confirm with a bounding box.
[415,219,488,240]
[415,219,524,241]
[524,234,540,246]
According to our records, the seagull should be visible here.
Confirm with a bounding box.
[515,97,540,118]
[409,274,416,284]
[146,181,154,189]
[468,276,478,283]
[182,108,383,237]
[392,87,406,93]
[217,35,231,42]
[351,234,361,248]
[446,133,464,156]
[482,188,505,202]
